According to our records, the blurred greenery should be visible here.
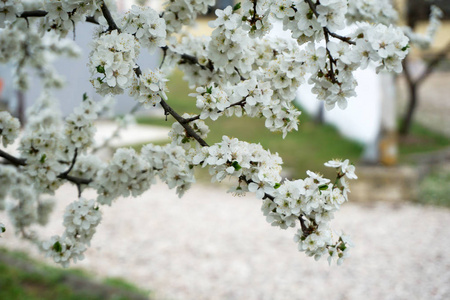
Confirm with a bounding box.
[418,167,450,208]
[398,122,450,156]
[0,248,150,300]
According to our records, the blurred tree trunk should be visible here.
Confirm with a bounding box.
[399,44,450,136]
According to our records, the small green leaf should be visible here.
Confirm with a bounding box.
[96,65,105,74]
[1,225,5,233]
[232,161,242,171]
[40,154,47,164]
[206,86,213,94]
[53,241,62,253]
[318,184,328,191]
[274,183,281,189]
[402,44,410,51]
[233,2,241,11]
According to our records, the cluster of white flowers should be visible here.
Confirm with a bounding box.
[43,197,101,267]
[191,136,356,263]
[40,0,101,37]
[95,148,154,205]
[402,5,443,49]
[0,19,80,90]
[347,0,398,25]
[89,30,140,95]
[121,5,166,53]
[141,143,195,197]
[0,111,20,147]
[163,0,214,34]
[19,96,66,194]
[130,68,168,108]
[0,164,55,236]
[0,0,23,27]
[64,97,99,151]
[42,234,86,268]
[63,198,102,244]
[192,136,283,186]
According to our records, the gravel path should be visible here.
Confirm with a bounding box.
[2,183,450,300]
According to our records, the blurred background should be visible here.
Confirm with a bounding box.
[1,0,450,299]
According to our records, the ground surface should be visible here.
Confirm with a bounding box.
[1,182,449,300]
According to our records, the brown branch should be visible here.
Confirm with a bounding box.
[325,28,356,45]
[19,10,48,18]
[401,56,414,87]
[0,149,26,166]
[18,10,99,25]
[100,1,119,32]
[159,98,209,147]
[182,98,247,124]
[60,148,78,177]
[160,46,168,69]
[0,149,91,196]
[416,41,450,85]
[179,53,214,71]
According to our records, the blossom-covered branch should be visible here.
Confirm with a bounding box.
[0,0,412,267]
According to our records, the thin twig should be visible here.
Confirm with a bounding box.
[60,148,78,177]
[159,98,209,147]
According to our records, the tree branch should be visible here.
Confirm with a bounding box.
[0,149,26,166]
[59,148,78,177]
[19,10,48,18]
[0,149,91,197]
[100,1,119,32]
[18,10,99,25]
[416,41,450,85]
[159,98,209,147]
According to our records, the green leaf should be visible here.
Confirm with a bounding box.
[206,86,213,94]
[318,184,328,191]
[1,225,5,233]
[402,44,410,51]
[233,2,241,11]
[53,241,62,253]
[232,161,242,171]
[40,154,47,164]
[274,183,281,189]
